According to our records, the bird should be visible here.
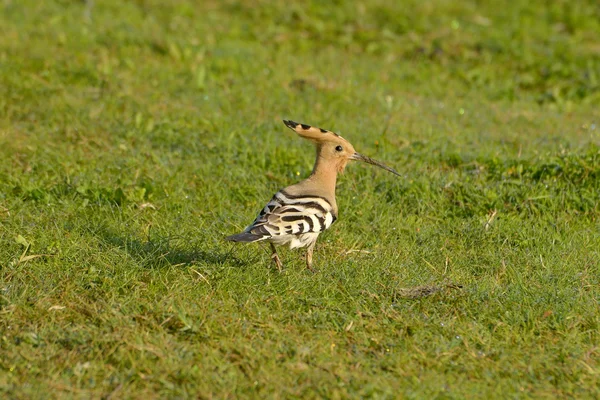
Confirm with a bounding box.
[226,120,400,272]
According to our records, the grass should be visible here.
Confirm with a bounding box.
[1,0,599,398]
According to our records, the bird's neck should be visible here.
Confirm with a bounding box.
[308,151,338,195]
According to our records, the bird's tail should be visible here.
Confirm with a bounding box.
[225,232,264,243]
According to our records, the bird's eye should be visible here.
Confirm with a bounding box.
[335,145,343,152]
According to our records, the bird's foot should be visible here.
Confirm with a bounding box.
[271,253,283,273]
[306,264,318,274]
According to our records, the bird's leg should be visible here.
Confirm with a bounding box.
[305,240,317,273]
[270,243,283,272]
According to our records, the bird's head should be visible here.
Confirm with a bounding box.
[283,120,400,176]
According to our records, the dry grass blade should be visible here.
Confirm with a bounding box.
[394,284,463,299]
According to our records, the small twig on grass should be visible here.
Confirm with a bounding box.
[19,253,51,265]
[190,268,210,285]
[421,258,439,274]
[484,209,497,231]
[394,283,463,299]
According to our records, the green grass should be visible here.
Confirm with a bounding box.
[1,0,599,398]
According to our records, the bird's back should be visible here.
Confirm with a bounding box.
[225,181,337,248]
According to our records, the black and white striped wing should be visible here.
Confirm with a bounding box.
[247,191,337,239]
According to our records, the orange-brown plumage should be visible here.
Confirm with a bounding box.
[226,120,400,272]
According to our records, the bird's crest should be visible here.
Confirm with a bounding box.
[283,120,348,145]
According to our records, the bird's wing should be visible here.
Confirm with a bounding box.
[246,191,337,238]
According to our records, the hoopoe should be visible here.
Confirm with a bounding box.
[226,120,400,272]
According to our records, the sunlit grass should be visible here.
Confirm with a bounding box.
[1,0,599,398]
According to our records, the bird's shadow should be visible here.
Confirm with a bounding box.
[98,228,248,269]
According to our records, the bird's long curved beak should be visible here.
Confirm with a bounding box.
[350,153,401,176]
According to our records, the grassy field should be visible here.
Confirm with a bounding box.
[1,0,599,398]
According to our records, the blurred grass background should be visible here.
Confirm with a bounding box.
[0,0,599,398]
